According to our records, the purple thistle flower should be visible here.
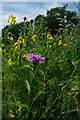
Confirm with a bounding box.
[26,53,45,65]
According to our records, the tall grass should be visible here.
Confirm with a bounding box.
[2,16,80,120]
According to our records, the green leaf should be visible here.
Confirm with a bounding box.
[11,102,28,108]
[33,90,45,102]
[25,80,31,94]
[20,65,33,70]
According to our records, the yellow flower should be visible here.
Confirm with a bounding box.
[47,32,53,40]
[13,37,24,47]
[22,53,29,58]
[58,28,64,33]
[16,108,21,113]
[8,36,13,40]
[31,35,37,41]
[7,32,13,40]
[58,40,63,46]
[26,20,30,25]
[7,59,14,66]
[8,110,14,118]
[18,37,24,44]
[13,42,18,47]
[7,14,16,24]
[13,42,19,53]
[13,37,24,53]
[44,26,48,31]
[14,46,19,52]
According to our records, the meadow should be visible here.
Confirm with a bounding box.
[2,5,80,120]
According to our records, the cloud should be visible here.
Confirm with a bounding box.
[2,2,62,29]
[1,2,78,31]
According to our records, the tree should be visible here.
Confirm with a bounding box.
[45,5,78,35]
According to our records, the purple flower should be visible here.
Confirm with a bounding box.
[26,53,45,65]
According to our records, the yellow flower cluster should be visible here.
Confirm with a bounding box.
[18,37,24,44]
[7,59,15,66]
[7,14,16,24]
[8,110,14,118]
[16,108,21,114]
[47,32,53,40]
[58,40,63,46]
[14,45,19,52]
[8,36,13,40]
[7,32,13,41]
[12,37,24,52]
[22,53,29,58]
[31,35,37,41]
[14,37,24,47]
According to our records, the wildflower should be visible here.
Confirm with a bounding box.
[13,37,24,51]
[22,53,29,58]
[8,110,14,118]
[7,14,16,24]
[7,59,14,66]
[44,26,48,31]
[58,28,64,34]
[13,42,18,47]
[8,36,13,40]
[8,32,12,37]
[31,35,37,41]
[26,53,45,65]
[18,37,24,44]
[13,41,19,53]
[47,32,53,40]
[26,20,30,26]
[16,108,21,113]
[14,45,19,52]
[7,32,13,40]
[58,40,63,46]
[8,113,14,118]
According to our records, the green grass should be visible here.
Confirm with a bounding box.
[2,20,80,120]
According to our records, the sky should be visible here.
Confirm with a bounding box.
[1,0,80,2]
[1,1,80,31]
